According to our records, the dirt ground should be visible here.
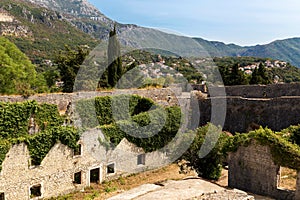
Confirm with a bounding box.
[59,163,196,200]
[55,163,294,199]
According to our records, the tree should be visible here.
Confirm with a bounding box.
[287,126,300,146]
[250,63,271,85]
[257,63,270,84]
[250,67,260,84]
[228,63,247,85]
[182,125,229,180]
[43,68,60,91]
[56,46,89,93]
[0,37,47,95]
[107,25,123,87]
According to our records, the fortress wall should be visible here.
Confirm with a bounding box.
[193,83,300,98]
[199,96,300,133]
[1,84,300,133]
[216,83,300,98]
[0,88,181,112]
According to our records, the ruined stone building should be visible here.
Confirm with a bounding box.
[0,84,300,199]
[0,128,168,199]
[228,140,300,200]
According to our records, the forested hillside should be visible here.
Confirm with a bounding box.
[0,0,98,63]
[0,37,47,95]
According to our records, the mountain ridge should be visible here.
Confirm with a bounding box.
[2,0,300,67]
[28,0,300,67]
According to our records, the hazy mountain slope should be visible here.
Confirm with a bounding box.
[22,0,246,56]
[240,38,300,68]
[192,38,246,57]
[194,37,300,67]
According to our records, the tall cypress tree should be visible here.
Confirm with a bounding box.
[107,25,122,87]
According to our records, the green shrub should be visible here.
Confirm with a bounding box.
[76,95,155,128]
[281,125,300,146]
[26,126,80,166]
[0,101,36,139]
[0,140,12,171]
[101,106,181,152]
[183,124,229,180]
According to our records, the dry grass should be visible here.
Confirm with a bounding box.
[51,165,296,200]
[279,167,297,191]
[56,163,196,200]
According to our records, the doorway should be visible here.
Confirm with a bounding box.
[90,168,101,184]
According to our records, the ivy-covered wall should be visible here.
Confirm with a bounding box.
[225,127,300,170]
[75,94,155,128]
[0,101,79,169]
[0,94,181,171]
[76,94,182,152]
[183,124,300,181]
[226,128,300,200]
[0,101,64,139]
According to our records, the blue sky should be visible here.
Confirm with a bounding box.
[89,0,300,46]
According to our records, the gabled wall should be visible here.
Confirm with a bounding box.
[228,141,296,200]
[0,142,102,200]
[0,129,169,199]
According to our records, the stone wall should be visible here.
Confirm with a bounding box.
[192,83,300,98]
[0,128,170,199]
[228,141,296,200]
[0,142,101,200]
[0,88,181,113]
[295,173,300,199]
[208,83,300,98]
[199,96,300,133]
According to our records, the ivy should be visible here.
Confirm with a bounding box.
[100,106,181,152]
[0,101,37,138]
[0,101,77,170]
[75,94,155,128]
[25,126,80,166]
[224,127,300,170]
[0,140,11,172]
[0,101,64,139]
[0,127,80,168]
[35,104,64,131]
